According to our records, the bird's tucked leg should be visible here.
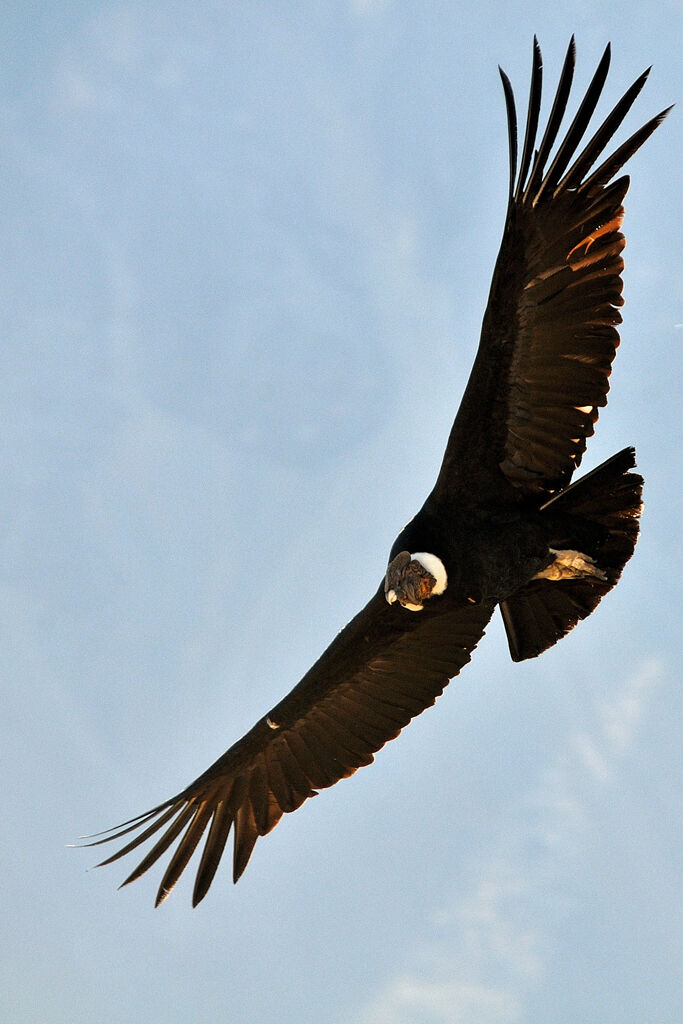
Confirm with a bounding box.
[533,548,607,582]
[384,550,448,611]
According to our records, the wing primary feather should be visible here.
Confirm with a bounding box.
[264,741,313,811]
[78,802,173,843]
[534,42,611,204]
[579,105,673,193]
[554,67,651,194]
[522,36,576,202]
[498,66,518,202]
[116,803,197,885]
[232,802,259,883]
[154,801,213,906]
[264,744,308,812]
[92,803,182,862]
[192,800,233,907]
[249,761,282,834]
[514,36,543,202]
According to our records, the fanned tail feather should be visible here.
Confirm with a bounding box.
[501,447,643,661]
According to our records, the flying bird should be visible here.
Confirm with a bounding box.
[83,38,669,906]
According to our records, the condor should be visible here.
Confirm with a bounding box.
[83,39,669,906]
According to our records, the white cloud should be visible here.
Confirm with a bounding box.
[458,861,541,982]
[572,730,613,784]
[353,977,520,1024]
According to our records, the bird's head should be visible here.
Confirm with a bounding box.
[384,550,448,611]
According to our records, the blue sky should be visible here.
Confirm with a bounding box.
[2,3,681,1023]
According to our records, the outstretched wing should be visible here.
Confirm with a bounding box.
[435,38,670,500]
[86,590,493,905]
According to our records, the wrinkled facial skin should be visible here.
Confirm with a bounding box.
[384,551,439,611]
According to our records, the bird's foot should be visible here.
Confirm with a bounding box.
[384,551,448,611]
[533,548,607,582]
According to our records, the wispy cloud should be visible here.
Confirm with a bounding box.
[353,977,519,1024]
[50,8,184,116]
[599,659,658,756]
[347,658,662,1024]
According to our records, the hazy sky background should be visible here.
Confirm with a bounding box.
[2,3,680,1023]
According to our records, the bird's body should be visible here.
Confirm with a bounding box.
[389,501,550,605]
[83,38,669,906]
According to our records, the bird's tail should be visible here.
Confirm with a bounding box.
[500,446,643,662]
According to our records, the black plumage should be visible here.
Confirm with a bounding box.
[82,39,669,906]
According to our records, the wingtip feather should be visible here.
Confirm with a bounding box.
[498,66,518,201]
